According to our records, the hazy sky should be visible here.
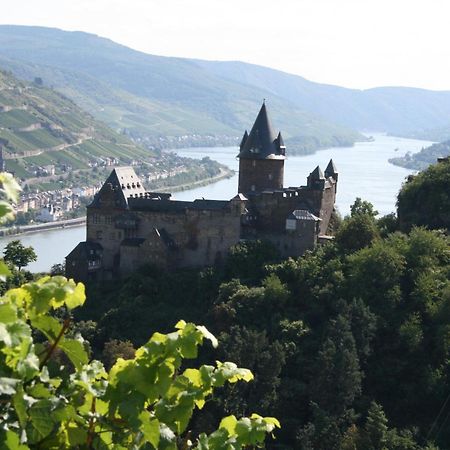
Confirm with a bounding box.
[2,0,450,90]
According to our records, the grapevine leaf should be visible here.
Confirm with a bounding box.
[0,260,11,281]
[29,399,54,439]
[196,325,218,348]
[13,387,28,427]
[1,430,29,450]
[0,323,11,346]
[31,315,61,341]
[139,411,160,448]
[0,172,21,202]
[0,303,17,323]
[67,427,87,446]
[219,415,237,435]
[0,377,19,395]
[58,338,88,370]
[64,282,85,310]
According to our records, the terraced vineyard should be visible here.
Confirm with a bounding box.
[0,70,154,185]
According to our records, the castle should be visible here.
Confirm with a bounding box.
[66,104,338,282]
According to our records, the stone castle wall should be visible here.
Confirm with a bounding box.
[238,159,284,193]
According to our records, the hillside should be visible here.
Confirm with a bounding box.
[0,26,364,154]
[0,26,449,142]
[389,140,450,170]
[0,70,155,187]
[196,60,450,134]
[397,123,450,142]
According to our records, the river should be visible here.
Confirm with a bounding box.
[0,133,433,272]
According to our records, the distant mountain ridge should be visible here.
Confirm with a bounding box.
[1,25,450,149]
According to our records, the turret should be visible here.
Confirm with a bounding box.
[325,159,338,181]
[237,102,286,194]
[324,159,338,193]
[307,165,325,190]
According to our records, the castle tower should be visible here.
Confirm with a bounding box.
[237,102,286,194]
[307,165,325,190]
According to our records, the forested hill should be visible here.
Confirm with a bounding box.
[389,140,450,170]
[0,70,154,185]
[0,25,450,142]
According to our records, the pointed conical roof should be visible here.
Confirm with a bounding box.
[239,130,249,148]
[238,103,286,160]
[325,159,338,176]
[276,132,285,148]
[309,165,325,180]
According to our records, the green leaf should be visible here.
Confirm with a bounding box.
[0,172,21,202]
[0,323,11,346]
[0,260,11,281]
[67,427,87,446]
[29,399,54,439]
[31,315,62,341]
[196,325,218,348]
[0,303,17,323]
[139,411,160,448]
[59,338,89,370]
[219,415,237,435]
[64,282,85,310]
[1,430,29,450]
[0,377,19,395]
[13,387,28,428]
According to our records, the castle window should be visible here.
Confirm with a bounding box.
[252,160,256,167]
[268,173,273,180]
[251,185,256,192]
[96,230,103,240]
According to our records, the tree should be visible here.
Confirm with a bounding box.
[335,214,380,253]
[3,239,37,271]
[350,198,378,218]
[101,338,136,370]
[397,158,450,231]
[365,402,388,450]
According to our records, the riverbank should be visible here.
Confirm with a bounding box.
[155,167,234,193]
[0,216,86,237]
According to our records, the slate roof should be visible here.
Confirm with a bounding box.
[89,167,146,209]
[127,197,230,213]
[289,210,321,221]
[309,166,325,180]
[237,103,286,160]
[232,193,248,201]
[325,159,338,177]
[66,241,103,260]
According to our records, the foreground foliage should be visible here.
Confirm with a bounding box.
[0,278,279,448]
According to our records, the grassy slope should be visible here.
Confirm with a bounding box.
[0,70,153,181]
